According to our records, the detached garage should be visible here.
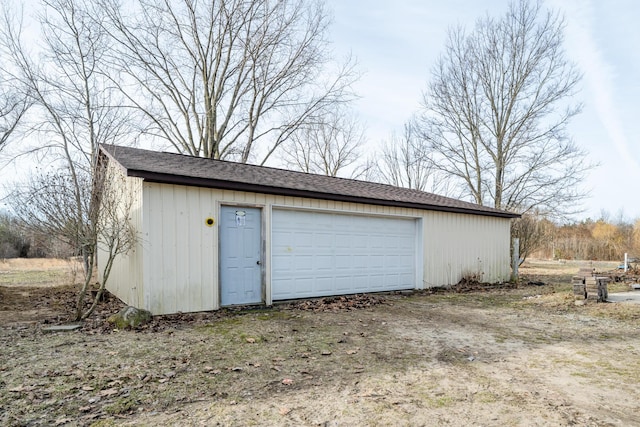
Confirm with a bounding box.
[98,144,518,315]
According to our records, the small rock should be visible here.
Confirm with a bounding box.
[321,350,332,356]
[107,306,152,329]
[282,378,294,385]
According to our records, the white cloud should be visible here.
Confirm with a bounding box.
[556,0,639,171]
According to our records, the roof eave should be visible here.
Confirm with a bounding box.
[126,169,520,219]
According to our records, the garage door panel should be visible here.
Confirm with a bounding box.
[315,277,333,293]
[294,255,314,271]
[272,209,417,300]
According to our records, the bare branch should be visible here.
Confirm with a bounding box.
[281,108,366,178]
[418,0,588,217]
[97,0,358,163]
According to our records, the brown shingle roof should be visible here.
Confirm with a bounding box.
[100,144,518,218]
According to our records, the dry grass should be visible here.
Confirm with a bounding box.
[0,258,82,288]
[2,258,640,426]
[0,258,77,270]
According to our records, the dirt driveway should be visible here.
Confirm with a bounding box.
[1,259,640,426]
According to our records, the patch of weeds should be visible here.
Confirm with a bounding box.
[238,333,267,343]
[89,420,118,427]
[104,394,140,415]
[435,348,470,364]
[475,391,498,403]
[255,311,293,321]
[493,333,508,343]
[570,371,589,378]
[195,317,242,335]
[587,304,640,322]
[427,395,454,408]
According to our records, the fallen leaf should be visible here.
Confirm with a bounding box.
[282,378,294,385]
[99,388,119,397]
[279,407,292,415]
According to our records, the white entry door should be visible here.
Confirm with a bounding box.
[271,209,417,300]
[219,206,262,306]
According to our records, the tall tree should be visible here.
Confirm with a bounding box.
[376,120,443,192]
[418,0,587,216]
[282,109,366,177]
[98,0,357,163]
[0,7,30,156]
[1,0,136,320]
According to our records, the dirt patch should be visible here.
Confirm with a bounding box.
[1,259,640,426]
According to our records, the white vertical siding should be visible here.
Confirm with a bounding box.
[423,211,510,286]
[134,182,511,315]
[143,184,217,315]
[99,165,144,308]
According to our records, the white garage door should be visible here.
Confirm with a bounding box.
[271,209,417,300]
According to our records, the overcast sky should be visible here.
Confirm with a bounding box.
[325,0,640,221]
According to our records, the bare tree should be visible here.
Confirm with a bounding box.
[98,0,357,163]
[376,120,444,192]
[418,0,587,217]
[0,78,29,155]
[0,7,30,156]
[282,110,366,177]
[1,0,136,319]
[511,212,554,264]
[10,163,135,320]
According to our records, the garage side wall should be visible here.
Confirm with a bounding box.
[98,165,144,308]
[142,183,218,315]
[423,211,511,286]
[141,182,512,315]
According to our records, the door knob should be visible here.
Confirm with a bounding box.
[256,260,261,265]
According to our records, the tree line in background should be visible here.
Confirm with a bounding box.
[0,0,603,312]
[513,213,640,263]
[3,208,638,264]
